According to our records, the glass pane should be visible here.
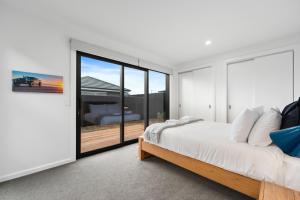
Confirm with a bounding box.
[124,67,145,141]
[149,71,167,125]
[80,56,121,153]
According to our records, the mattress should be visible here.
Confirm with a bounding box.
[99,113,141,125]
[145,121,300,191]
[279,155,300,191]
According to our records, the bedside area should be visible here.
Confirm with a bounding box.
[259,181,300,200]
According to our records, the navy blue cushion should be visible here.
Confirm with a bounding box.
[291,143,300,157]
[270,125,300,157]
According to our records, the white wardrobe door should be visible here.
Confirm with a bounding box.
[252,51,293,111]
[179,71,194,118]
[227,51,294,123]
[227,59,255,123]
[193,67,215,121]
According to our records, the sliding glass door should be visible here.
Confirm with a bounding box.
[79,56,122,154]
[149,71,169,125]
[124,67,147,141]
[77,52,169,158]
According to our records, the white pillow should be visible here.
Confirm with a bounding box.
[253,106,264,116]
[248,108,282,147]
[230,107,262,142]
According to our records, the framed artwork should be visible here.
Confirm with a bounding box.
[12,70,63,93]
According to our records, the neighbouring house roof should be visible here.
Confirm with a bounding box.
[81,76,130,93]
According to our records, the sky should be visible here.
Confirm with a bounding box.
[81,56,166,95]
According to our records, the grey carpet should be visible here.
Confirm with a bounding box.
[0,144,253,200]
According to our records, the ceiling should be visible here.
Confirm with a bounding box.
[2,0,300,67]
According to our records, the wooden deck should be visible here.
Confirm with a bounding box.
[81,121,144,153]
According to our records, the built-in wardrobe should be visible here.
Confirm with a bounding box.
[178,50,294,123]
[178,67,215,121]
[227,51,294,122]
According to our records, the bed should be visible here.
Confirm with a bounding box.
[84,103,141,125]
[138,121,300,199]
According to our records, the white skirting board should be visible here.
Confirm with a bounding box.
[0,158,75,183]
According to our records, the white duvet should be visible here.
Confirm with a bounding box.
[280,155,300,191]
[144,121,300,191]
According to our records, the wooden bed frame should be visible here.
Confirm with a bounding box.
[138,137,261,199]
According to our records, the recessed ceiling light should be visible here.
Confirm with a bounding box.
[205,40,212,46]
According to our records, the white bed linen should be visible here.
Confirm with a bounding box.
[279,155,300,191]
[145,121,295,188]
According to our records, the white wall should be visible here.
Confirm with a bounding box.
[2,2,298,181]
[174,37,300,122]
[0,5,173,182]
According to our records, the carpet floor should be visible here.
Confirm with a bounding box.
[0,144,253,200]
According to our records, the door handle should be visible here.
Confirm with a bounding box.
[209,104,212,109]
[228,105,232,110]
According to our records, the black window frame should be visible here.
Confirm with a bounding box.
[76,51,170,159]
